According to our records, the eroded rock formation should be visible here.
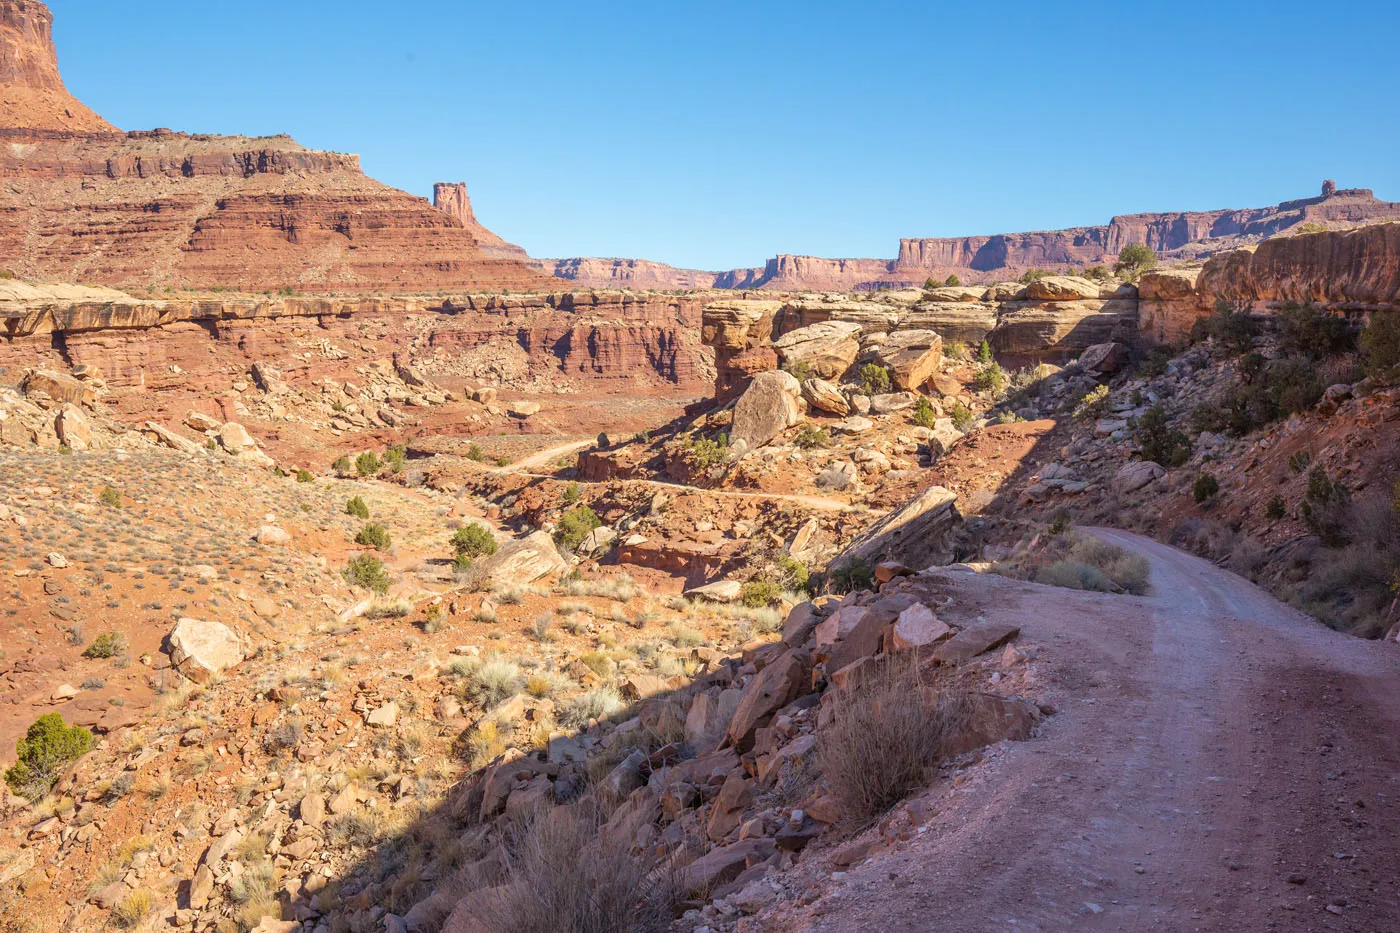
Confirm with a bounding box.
[432,182,529,261]
[0,0,112,131]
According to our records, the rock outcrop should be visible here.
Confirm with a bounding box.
[432,182,530,261]
[0,0,112,131]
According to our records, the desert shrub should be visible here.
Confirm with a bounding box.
[1193,473,1220,503]
[858,363,891,395]
[365,597,411,619]
[793,425,831,449]
[944,274,961,287]
[1266,496,1287,520]
[560,687,624,727]
[452,523,498,559]
[342,554,390,594]
[355,523,392,551]
[83,631,126,659]
[773,553,810,592]
[923,277,938,289]
[468,659,522,708]
[1288,450,1312,474]
[4,714,95,799]
[1301,467,1350,547]
[816,661,971,823]
[294,468,313,483]
[680,433,727,469]
[1036,560,1115,592]
[1133,405,1191,467]
[949,402,973,432]
[1113,243,1156,280]
[1017,268,1051,284]
[911,396,937,428]
[480,803,681,933]
[346,496,370,520]
[1136,345,1177,378]
[383,443,406,473]
[783,360,814,383]
[355,451,380,477]
[1025,534,1149,595]
[1073,385,1110,420]
[740,580,782,608]
[973,362,1005,394]
[1082,264,1112,282]
[1049,509,1071,535]
[98,485,122,508]
[112,888,155,929]
[554,506,602,551]
[332,455,351,475]
[828,558,874,594]
[466,443,487,462]
[562,482,581,504]
[942,340,966,359]
[977,338,993,363]
[1278,304,1357,359]
[1194,299,1260,354]
[1360,312,1400,385]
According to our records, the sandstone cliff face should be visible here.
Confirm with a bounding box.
[0,0,112,131]
[539,257,729,290]
[432,182,530,261]
[0,284,714,395]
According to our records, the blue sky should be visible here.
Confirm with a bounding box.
[48,0,1400,269]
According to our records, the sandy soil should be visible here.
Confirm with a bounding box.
[779,529,1400,932]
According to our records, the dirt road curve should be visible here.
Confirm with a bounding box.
[792,528,1400,933]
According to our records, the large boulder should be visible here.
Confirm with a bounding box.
[875,329,943,391]
[731,370,802,450]
[142,421,203,454]
[1024,275,1101,301]
[1113,460,1165,494]
[801,378,849,416]
[54,405,92,450]
[1077,342,1129,375]
[167,618,245,683]
[830,485,958,574]
[472,531,569,586]
[20,369,93,406]
[217,422,258,453]
[773,321,862,379]
[725,649,810,752]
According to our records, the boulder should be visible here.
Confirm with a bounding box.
[577,525,617,559]
[1024,275,1101,301]
[185,410,221,432]
[875,330,943,390]
[931,622,1021,665]
[685,580,743,603]
[1077,342,1129,375]
[773,321,863,379]
[707,771,755,842]
[830,485,958,574]
[815,461,858,491]
[254,525,291,546]
[833,416,873,434]
[142,421,202,454]
[507,400,540,418]
[167,618,245,683]
[366,702,399,728]
[870,392,916,415]
[731,370,802,450]
[1113,460,1166,494]
[726,649,810,751]
[54,405,91,450]
[888,603,952,651]
[472,531,569,586]
[681,838,776,896]
[217,422,258,453]
[20,369,93,406]
[801,377,849,416]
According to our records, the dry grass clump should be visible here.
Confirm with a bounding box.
[112,888,155,928]
[816,661,972,824]
[467,658,523,708]
[997,531,1150,595]
[559,687,624,728]
[479,805,680,933]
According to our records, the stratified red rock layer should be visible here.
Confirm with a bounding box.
[0,0,112,131]
[432,182,529,261]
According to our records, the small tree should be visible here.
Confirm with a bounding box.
[295,469,314,483]
[912,396,938,429]
[1361,312,1400,385]
[346,496,370,520]
[4,714,95,799]
[949,402,974,432]
[355,451,380,477]
[355,523,392,551]
[343,554,390,593]
[1193,473,1220,504]
[451,524,498,559]
[923,276,938,290]
[858,363,891,395]
[1114,243,1156,281]
[332,455,351,475]
[1134,405,1191,467]
[977,339,993,364]
[98,485,122,508]
[944,274,961,287]
[973,362,1005,395]
[555,506,602,551]
[383,444,407,474]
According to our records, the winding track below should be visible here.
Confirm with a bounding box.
[789,528,1400,933]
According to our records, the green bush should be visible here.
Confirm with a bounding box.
[346,496,370,520]
[977,339,993,364]
[923,277,938,290]
[942,340,965,359]
[944,274,961,287]
[1113,243,1156,280]
[295,469,314,483]
[562,482,581,504]
[973,362,1005,394]
[912,396,937,429]
[1193,473,1219,504]
[98,485,122,508]
[1301,467,1350,547]
[355,523,391,551]
[773,553,810,592]
[1361,312,1400,385]
[783,360,814,383]
[1082,265,1112,282]
[1193,299,1260,354]
[1133,405,1191,467]
[4,714,95,799]
[383,444,406,474]
[1017,268,1051,284]
[829,558,875,594]
[1265,496,1287,520]
[681,434,727,469]
[83,632,126,659]
[466,443,486,462]
[554,506,602,551]
[1279,304,1357,360]
[451,523,498,559]
[1074,385,1110,420]
[332,455,351,475]
[343,554,390,593]
[740,580,782,608]
[355,451,380,477]
[858,363,892,395]
[949,402,974,433]
[794,425,831,449]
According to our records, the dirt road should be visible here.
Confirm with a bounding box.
[791,528,1400,932]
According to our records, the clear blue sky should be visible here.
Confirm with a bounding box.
[48,0,1400,270]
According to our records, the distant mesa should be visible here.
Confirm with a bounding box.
[541,179,1400,292]
[0,1,546,293]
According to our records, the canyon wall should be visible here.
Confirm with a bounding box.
[0,284,714,396]
[432,182,530,261]
[0,0,112,131]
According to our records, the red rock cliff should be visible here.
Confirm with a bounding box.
[0,0,112,131]
[432,181,530,261]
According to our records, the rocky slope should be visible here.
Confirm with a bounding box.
[544,184,1400,292]
[0,3,546,294]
